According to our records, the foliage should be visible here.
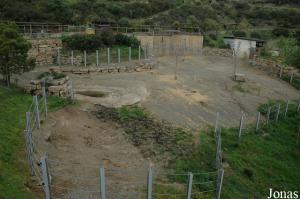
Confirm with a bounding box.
[278,37,300,68]
[114,34,140,47]
[62,32,140,51]
[0,87,68,198]
[0,23,35,87]
[173,103,300,198]
[232,30,247,38]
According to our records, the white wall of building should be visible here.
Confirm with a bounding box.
[224,38,257,59]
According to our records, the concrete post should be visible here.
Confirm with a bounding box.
[255,112,260,132]
[290,73,294,84]
[118,48,121,63]
[297,98,300,112]
[214,112,220,137]
[40,156,51,199]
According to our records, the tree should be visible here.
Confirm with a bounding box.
[0,23,35,87]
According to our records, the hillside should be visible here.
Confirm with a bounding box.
[0,0,299,31]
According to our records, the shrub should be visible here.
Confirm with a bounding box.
[114,34,140,47]
[62,34,103,51]
[272,27,290,37]
[250,31,262,39]
[100,28,115,46]
[232,30,247,37]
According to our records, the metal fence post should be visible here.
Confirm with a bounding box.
[71,51,74,66]
[275,104,281,122]
[25,112,34,176]
[284,100,289,118]
[216,169,224,199]
[33,95,40,128]
[57,48,61,66]
[139,45,141,61]
[290,73,294,84]
[107,48,110,65]
[100,167,106,199]
[84,50,87,67]
[186,172,193,199]
[255,111,260,132]
[118,48,121,63]
[96,50,99,67]
[129,47,131,62]
[266,107,271,126]
[238,113,244,138]
[147,167,153,199]
[40,156,51,199]
[214,112,219,138]
[42,87,48,117]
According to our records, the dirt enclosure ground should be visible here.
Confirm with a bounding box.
[72,55,299,129]
[32,55,299,198]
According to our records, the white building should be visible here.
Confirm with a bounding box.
[224,37,265,59]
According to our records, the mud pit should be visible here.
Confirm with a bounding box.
[70,55,299,129]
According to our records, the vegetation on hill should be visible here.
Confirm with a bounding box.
[0,87,69,198]
[0,0,299,32]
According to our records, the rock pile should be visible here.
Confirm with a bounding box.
[203,47,232,57]
[24,68,72,98]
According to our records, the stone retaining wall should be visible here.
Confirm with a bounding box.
[28,39,62,66]
[249,57,298,76]
[202,47,232,57]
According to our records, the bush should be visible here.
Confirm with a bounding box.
[232,30,247,37]
[62,34,103,51]
[114,34,140,47]
[250,31,262,39]
[272,27,290,37]
[100,28,115,46]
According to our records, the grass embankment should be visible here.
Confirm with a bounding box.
[96,103,300,198]
[0,87,68,199]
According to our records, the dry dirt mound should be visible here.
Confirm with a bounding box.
[34,105,150,199]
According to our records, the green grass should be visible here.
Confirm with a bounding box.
[173,103,300,198]
[0,86,69,199]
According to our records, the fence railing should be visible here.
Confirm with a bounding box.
[55,46,151,67]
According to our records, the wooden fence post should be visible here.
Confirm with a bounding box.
[129,47,132,62]
[118,48,121,63]
[71,51,74,66]
[96,50,99,67]
[214,112,219,138]
[266,107,271,126]
[84,50,87,67]
[284,100,289,118]
[42,87,47,117]
[238,113,244,138]
[275,104,281,122]
[107,48,110,65]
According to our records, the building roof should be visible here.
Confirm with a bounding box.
[224,36,265,42]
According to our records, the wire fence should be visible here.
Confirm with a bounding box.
[23,82,300,199]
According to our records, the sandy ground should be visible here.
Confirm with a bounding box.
[34,104,151,199]
[67,55,299,129]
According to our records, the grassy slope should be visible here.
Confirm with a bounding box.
[174,104,300,198]
[0,87,68,199]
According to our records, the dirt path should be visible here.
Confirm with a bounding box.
[34,104,151,199]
